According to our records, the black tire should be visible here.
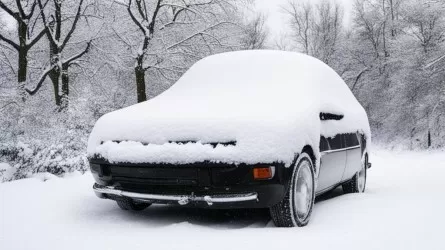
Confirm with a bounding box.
[270,152,315,227]
[116,198,151,211]
[342,155,367,194]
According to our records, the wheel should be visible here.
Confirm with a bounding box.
[116,198,151,211]
[270,152,315,227]
[342,155,367,193]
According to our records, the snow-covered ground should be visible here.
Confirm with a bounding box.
[1,149,444,250]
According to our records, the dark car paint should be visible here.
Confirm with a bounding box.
[90,159,296,209]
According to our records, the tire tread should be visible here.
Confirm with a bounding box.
[270,153,315,227]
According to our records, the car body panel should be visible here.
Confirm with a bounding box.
[342,147,362,182]
[317,150,346,193]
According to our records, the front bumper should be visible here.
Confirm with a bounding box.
[94,184,258,206]
[89,159,293,209]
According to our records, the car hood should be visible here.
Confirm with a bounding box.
[87,97,318,166]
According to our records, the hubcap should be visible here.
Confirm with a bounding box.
[357,160,366,192]
[293,160,313,221]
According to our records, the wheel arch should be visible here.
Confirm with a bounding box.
[302,145,317,175]
[284,145,318,195]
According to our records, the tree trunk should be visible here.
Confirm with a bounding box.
[17,19,28,102]
[428,129,432,148]
[61,64,69,109]
[135,64,147,103]
[49,69,61,106]
[17,48,28,101]
[382,0,389,57]
[389,0,396,37]
[134,35,149,103]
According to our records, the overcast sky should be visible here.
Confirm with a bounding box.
[254,0,354,46]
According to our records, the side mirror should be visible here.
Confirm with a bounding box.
[320,112,344,121]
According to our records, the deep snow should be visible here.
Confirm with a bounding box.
[1,149,444,250]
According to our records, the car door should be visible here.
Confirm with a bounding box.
[316,134,347,193]
[342,133,362,182]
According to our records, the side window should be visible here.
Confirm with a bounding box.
[327,134,343,150]
[320,136,330,152]
[344,133,360,148]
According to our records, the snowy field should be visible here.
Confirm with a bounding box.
[1,149,445,250]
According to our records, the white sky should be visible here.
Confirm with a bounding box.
[254,0,354,46]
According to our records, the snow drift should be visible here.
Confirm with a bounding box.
[87,50,370,166]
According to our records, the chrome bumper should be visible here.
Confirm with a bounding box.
[93,185,258,206]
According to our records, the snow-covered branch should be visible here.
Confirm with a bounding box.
[0,34,19,51]
[64,41,92,66]
[25,66,54,95]
[166,21,237,50]
[60,0,85,51]
[0,1,18,20]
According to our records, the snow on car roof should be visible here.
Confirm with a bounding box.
[88,50,370,166]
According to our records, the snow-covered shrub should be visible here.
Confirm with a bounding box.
[0,93,93,182]
[0,163,15,182]
[0,138,88,182]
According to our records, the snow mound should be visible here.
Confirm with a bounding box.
[88,50,370,166]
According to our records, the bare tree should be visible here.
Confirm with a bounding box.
[403,0,445,54]
[353,0,385,59]
[0,0,45,101]
[273,33,292,51]
[25,0,93,109]
[242,12,269,50]
[284,1,311,54]
[116,0,243,103]
[283,0,343,65]
[403,0,445,147]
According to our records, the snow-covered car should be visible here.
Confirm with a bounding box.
[87,50,371,227]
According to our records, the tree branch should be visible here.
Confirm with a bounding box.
[166,21,235,50]
[0,1,19,20]
[0,101,18,111]
[26,28,46,48]
[0,33,19,50]
[351,68,368,91]
[37,0,57,46]
[160,3,207,21]
[424,54,445,70]
[25,66,53,95]
[14,0,25,18]
[25,1,37,19]
[0,46,16,74]
[63,40,91,66]
[135,0,147,20]
[148,0,162,34]
[127,0,146,35]
[60,0,84,51]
